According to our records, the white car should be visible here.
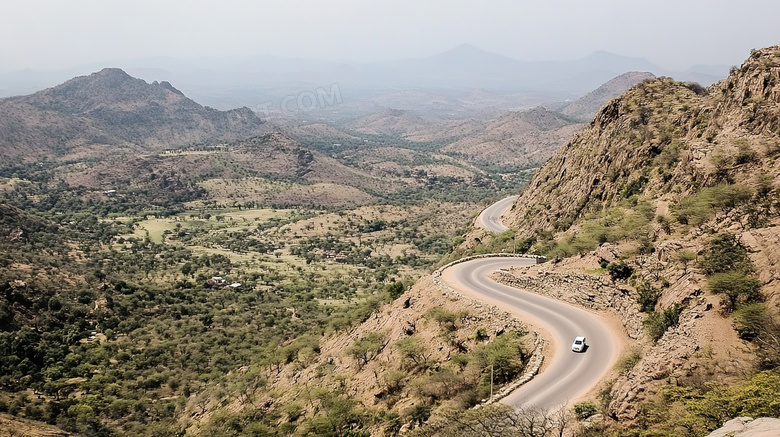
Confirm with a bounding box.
[571,336,586,352]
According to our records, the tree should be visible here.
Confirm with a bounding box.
[180,262,194,277]
[636,282,661,313]
[674,249,697,275]
[387,281,405,300]
[429,308,462,332]
[607,262,633,281]
[396,337,430,370]
[699,233,753,276]
[707,271,761,313]
[574,401,599,420]
[347,332,387,369]
[644,304,684,342]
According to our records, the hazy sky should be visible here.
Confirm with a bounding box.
[1,0,779,72]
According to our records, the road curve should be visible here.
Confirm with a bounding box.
[476,195,518,233]
[441,257,619,410]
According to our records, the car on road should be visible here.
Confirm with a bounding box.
[571,336,586,352]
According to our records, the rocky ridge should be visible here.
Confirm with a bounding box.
[502,46,780,236]
[561,71,657,121]
[0,68,267,161]
[442,107,585,167]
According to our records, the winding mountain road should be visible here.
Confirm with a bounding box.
[440,197,621,409]
[475,195,518,233]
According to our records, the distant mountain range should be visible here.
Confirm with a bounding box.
[0,45,731,112]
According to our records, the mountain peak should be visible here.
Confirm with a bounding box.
[93,67,133,79]
[0,69,265,159]
[445,43,485,55]
[24,67,190,114]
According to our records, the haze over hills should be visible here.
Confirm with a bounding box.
[0,63,653,188]
[0,68,548,209]
[441,107,586,167]
[0,45,730,114]
[318,71,650,168]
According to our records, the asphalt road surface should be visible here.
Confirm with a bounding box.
[441,257,618,410]
[476,195,518,233]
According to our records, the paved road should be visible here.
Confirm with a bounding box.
[441,257,618,410]
[476,195,518,233]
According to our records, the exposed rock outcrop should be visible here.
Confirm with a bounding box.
[706,417,780,437]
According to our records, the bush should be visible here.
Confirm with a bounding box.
[429,308,464,332]
[683,81,708,95]
[607,262,633,281]
[574,401,599,420]
[616,349,642,374]
[734,303,766,340]
[674,249,697,273]
[621,175,649,198]
[636,282,661,312]
[629,368,780,435]
[644,304,683,342]
[476,331,526,384]
[673,185,754,226]
[386,281,405,300]
[347,332,386,368]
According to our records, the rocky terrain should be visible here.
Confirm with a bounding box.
[501,48,779,238]
[560,71,657,121]
[484,46,780,431]
[0,68,268,161]
[491,249,754,421]
[441,107,585,167]
[1,44,778,436]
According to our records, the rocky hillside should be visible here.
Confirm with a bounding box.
[53,132,405,208]
[561,71,656,121]
[0,68,267,161]
[503,48,779,237]
[188,276,534,436]
[494,45,780,431]
[442,107,585,167]
[345,108,481,142]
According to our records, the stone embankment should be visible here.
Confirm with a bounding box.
[490,269,644,340]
